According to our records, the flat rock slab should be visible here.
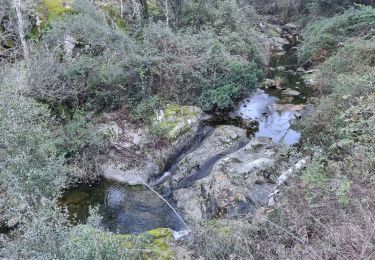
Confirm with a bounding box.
[282,89,301,96]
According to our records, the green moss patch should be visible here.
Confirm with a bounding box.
[152,104,201,142]
[69,225,175,259]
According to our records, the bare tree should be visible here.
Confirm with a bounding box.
[139,0,149,21]
[11,0,29,64]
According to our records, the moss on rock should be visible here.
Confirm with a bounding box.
[68,225,175,259]
[153,104,202,142]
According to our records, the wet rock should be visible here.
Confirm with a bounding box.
[173,137,280,222]
[261,78,278,89]
[99,105,206,184]
[273,103,305,112]
[282,89,301,96]
[276,66,285,71]
[171,125,248,188]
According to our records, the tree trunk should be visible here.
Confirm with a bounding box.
[139,0,149,21]
[172,0,184,27]
[165,0,169,26]
[11,0,29,65]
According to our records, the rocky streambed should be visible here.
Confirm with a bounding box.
[60,24,314,236]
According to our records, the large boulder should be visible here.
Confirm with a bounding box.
[153,104,204,143]
[98,105,206,185]
[170,125,248,189]
[282,89,301,96]
[173,137,280,222]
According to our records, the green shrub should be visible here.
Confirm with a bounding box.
[299,5,375,63]
[199,61,262,111]
[131,96,162,122]
[0,66,69,228]
[54,110,104,179]
[29,0,265,115]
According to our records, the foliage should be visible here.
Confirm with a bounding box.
[54,110,104,179]
[28,0,265,113]
[0,66,69,225]
[199,61,262,110]
[299,5,375,63]
[131,95,162,122]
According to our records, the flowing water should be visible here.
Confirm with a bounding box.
[60,32,313,234]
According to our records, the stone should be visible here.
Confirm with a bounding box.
[172,137,280,222]
[273,104,305,112]
[171,125,248,188]
[282,89,301,96]
[102,164,145,185]
[261,78,277,89]
[249,183,276,205]
[283,23,299,33]
[153,105,203,142]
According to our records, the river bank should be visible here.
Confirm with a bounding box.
[60,22,315,237]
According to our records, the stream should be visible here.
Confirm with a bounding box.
[60,31,313,234]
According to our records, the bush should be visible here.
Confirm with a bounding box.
[199,61,262,110]
[131,96,162,122]
[315,39,375,93]
[54,110,104,179]
[28,0,265,114]
[299,5,375,63]
[0,66,69,230]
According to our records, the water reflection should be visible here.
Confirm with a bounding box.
[60,180,185,234]
[235,89,301,145]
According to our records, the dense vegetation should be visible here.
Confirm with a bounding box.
[1,0,375,259]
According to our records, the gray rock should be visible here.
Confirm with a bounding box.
[282,89,301,96]
[102,163,158,185]
[261,78,277,89]
[173,137,280,222]
[249,183,276,205]
[283,23,298,33]
[171,125,248,188]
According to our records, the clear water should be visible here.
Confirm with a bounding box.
[60,180,185,234]
[235,90,301,145]
[234,39,313,145]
